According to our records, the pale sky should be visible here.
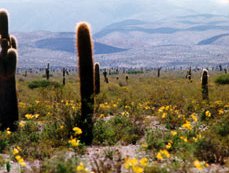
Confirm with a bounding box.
[0,0,229,32]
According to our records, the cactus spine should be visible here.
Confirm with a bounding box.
[76,22,94,145]
[94,63,100,94]
[0,9,18,131]
[201,69,209,100]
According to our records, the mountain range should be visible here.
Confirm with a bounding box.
[13,12,229,68]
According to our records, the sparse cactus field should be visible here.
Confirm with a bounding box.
[0,70,229,173]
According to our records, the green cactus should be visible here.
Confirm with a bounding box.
[202,69,209,100]
[0,9,9,39]
[63,67,66,85]
[45,63,50,80]
[76,22,94,145]
[94,63,100,94]
[0,9,18,131]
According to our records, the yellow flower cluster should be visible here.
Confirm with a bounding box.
[124,157,148,173]
[192,134,202,142]
[76,162,90,173]
[182,121,192,130]
[73,127,82,135]
[64,100,80,111]
[158,105,183,120]
[120,111,130,116]
[99,102,110,110]
[99,100,120,112]
[138,101,154,111]
[205,110,211,118]
[25,113,39,120]
[218,109,224,115]
[68,138,80,147]
[68,127,82,148]
[156,149,170,161]
[180,136,188,142]
[18,102,26,109]
[12,146,26,167]
[18,121,26,128]
[191,113,198,122]
[6,128,11,136]
[193,160,208,170]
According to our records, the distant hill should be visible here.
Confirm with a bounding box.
[94,17,229,38]
[35,38,127,54]
[13,15,229,68]
[198,33,229,45]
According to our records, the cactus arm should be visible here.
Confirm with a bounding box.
[10,35,17,49]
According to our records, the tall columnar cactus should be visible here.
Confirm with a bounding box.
[45,63,50,80]
[0,9,18,131]
[76,22,94,145]
[63,67,66,86]
[94,63,100,94]
[201,69,209,100]
[157,67,162,78]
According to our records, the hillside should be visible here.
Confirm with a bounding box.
[12,14,229,68]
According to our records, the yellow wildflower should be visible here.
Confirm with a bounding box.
[132,166,144,173]
[156,149,170,160]
[218,109,224,115]
[161,149,170,158]
[73,127,82,135]
[25,114,33,120]
[156,152,163,160]
[182,121,192,130]
[121,111,129,116]
[19,121,26,128]
[13,148,20,155]
[6,128,11,136]
[162,112,167,119]
[205,111,211,118]
[171,130,177,136]
[166,142,172,149]
[124,158,138,169]
[158,106,165,113]
[139,158,148,167]
[76,162,89,173]
[68,138,80,147]
[15,155,26,167]
[165,105,170,111]
[193,160,205,170]
[34,114,39,119]
[180,136,188,142]
[191,113,198,122]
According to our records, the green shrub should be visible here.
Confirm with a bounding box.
[93,115,142,145]
[195,113,229,164]
[41,154,79,173]
[28,80,61,89]
[215,74,229,85]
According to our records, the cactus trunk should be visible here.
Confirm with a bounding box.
[202,69,209,100]
[76,22,94,145]
[0,9,18,131]
[94,63,100,94]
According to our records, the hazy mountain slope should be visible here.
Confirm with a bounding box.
[10,13,229,68]
[35,38,126,54]
[198,33,229,45]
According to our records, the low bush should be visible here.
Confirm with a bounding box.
[28,80,61,89]
[215,74,229,85]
